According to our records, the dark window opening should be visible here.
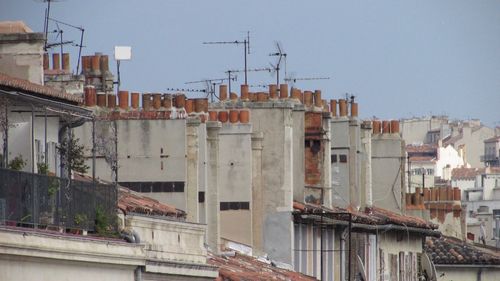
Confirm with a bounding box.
[339,154,347,163]
[331,154,338,163]
[220,201,250,211]
[198,191,205,203]
[119,181,185,193]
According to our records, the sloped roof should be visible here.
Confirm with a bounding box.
[406,144,438,154]
[209,252,317,281]
[0,72,82,104]
[0,21,33,33]
[484,136,500,143]
[425,236,500,265]
[118,187,186,219]
[451,167,483,180]
[293,201,437,230]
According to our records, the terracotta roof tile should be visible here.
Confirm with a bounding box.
[451,167,483,180]
[409,156,436,162]
[293,201,437,230]
[406,144,437,153]
[0,72,82,104]
[118,187,186,219]
[484,136,500,143]
[425,236,500,265]
[209,252,317,281]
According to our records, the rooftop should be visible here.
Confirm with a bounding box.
[425,236,500,265]
[0,72,82,104]
[0,21,32,33]
[209,251,317,281]
[293,201,437,231]
[118,187,186,219]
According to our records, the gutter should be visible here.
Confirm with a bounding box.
[434,264,500,269]
[296,214,441,237]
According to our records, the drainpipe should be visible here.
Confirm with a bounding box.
[477,267,482,281]
[134,266,143,281]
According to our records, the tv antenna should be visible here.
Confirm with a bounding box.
[37,0,65,50]
[269,41,287,86]
[165,87,207,94]
[284,76,330,87]
[185,77,235,102]
[225,67,271,93]
[44,18,85,74]
[203,31,251,84]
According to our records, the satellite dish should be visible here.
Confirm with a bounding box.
[356,255,367,281]
[421,253,437,281]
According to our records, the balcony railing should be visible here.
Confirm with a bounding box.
[481,154,499,162]
[0,168,117,233]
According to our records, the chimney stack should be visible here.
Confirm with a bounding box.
[185,99,194,114]
[142,93,152,110]
[131,92,140,109]
[313,90,322,107]
[219,84,228,101]
[84,86,96,106]
[303,91,313,106]
[350,102,358,117]
[52,53,60,70]
[152,93,162,109]
[390,120,400,134]
[107,94,117,108]
[118,91,129,109]
[62,53,70,71]
[241,84,249,101]
[339,99,348,117]
[269,84,278,99]
[96,94,106,107]
[43,53,49,70]
[330,99,337,117]
[162,94,172,109]
[279,84,288,99]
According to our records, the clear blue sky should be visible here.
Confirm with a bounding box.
[2,0,499,126]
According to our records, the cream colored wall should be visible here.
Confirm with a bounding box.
[220,210,252,246]
[378,231,423,281]
[0,255,135,281]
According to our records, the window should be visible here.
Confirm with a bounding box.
[331,154,338,163]
[339,154,347,163]
[426,169,434,176]
[119,181,185,193]
[220,201,250,211]
[198,191,205,203]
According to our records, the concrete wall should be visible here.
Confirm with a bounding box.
[249,103,295,265]
[0,227,144,281]
[74,118,189,210]
[292,107,305,203]
[218,123,252,245]
[330,118,351,208]
[125,214,208,265]
[452,126,494,168]
[0,32,45,84]
[371,134,405,213]
[400,117,448,145]
[436,145,465,179]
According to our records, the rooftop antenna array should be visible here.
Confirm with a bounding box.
[185,77,235,102]
[284,76,330,87]
[225,67,271,93]
[203,31,251,85]
[47,18,85,74]
[165,87,207,93]
[39,0,65,50]
[269,42,287,86]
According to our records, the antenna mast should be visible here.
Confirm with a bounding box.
[269,42,287,86]
[185,77,235,102]
[225,67,271,93]
[203,31,251,84]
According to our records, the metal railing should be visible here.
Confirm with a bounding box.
[0,168,116,233]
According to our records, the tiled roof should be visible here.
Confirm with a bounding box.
[451,167,482,180]
[209,252,317,281]
[451,167,500,180]
[409,156,436,162]
[72,173,186,219]
[484,136,500,143]
[118,187,186,219]
[0,72,82,104]
[406,144,437,153]
[425,236,500,265]
[0,21,33,33]
[293,202,437,230]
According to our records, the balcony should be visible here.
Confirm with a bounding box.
[0,168,116,234]
[481,154,499,162]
